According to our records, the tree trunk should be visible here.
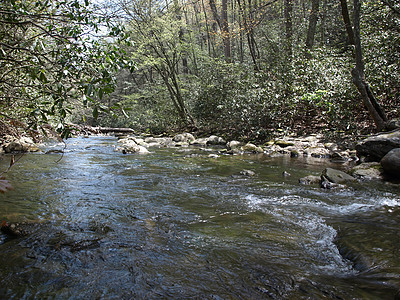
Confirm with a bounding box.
[209,0,231,62]
[340,0,355,46]
[340,0,387,130]
[284,0,293,58]
[305,0,320,52]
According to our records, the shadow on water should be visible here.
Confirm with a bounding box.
[0,136,399,298]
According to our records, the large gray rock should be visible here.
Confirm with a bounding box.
[380,148,400,178]
[173,133,195,143]
[116,138,149,154]
[322,168,356,184]
[356,130,400,161]
[207,135,226,145]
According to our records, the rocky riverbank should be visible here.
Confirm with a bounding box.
[1,127,399,185]
[114,129,400,184]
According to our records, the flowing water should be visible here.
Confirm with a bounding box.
[0,136,400,299]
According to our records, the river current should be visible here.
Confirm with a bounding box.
[0,136,399,299]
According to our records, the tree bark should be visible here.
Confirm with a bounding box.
[284,0,293,58]
[340,0,387,130]
[305,0,320,52]
[340,0,355,46]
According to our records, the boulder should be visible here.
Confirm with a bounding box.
[4,137,40,153]
[207,135,226,145]
[173,133,195,143]
[380,148,400,178]
[191,138,208,146]
[350,162,383,180]
[227,141,242,150]
[356,130,400,161]
[116,139,149,154]
[144,137,173,147]
[241,143,264,153]
[322,168,356,184]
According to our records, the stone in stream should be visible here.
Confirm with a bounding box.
[116,138,149,154]
[380,148,400,178]
[350,162,384,180]
[206,135,226,146]
[321,168,356,184]
[239,170,256,177]
[299,175,321,185]
[0,221,42,237]
[173,133,195,144]
[356,129,400,161]
[241,143,263,153]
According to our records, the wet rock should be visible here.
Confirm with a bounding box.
[241,143,263,153]
[322,168,356,184]
[380,148,400,178]
[290,150,299,158]
[330,152,349,163]
[299,175,321,185]
[207,135,226,145]
[320,176,344,189]
[208,154,219,159]
[350,162,384,180]
[0,221,40,237]
[239,170,256,176]
[173,133,195,143]
[45,149,64,154]
[356,129,400,161]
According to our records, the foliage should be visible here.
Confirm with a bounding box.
[0,0,129,138]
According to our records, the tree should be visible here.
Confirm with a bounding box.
[305,0,320,53]
[0,0,126,137]
[120,0,195,127]
[340,0,387,130]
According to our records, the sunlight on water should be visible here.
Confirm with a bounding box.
[0,136,399,299]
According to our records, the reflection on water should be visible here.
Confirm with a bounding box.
[0,136,399,298]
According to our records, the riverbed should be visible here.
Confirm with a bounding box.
[0,136,399,298]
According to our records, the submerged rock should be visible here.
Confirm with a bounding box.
[0,221,41,237]
[322,168,356,184]
[356,130,400,161]
[380,148,400,178]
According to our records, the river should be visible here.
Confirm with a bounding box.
[0,136,399,299]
